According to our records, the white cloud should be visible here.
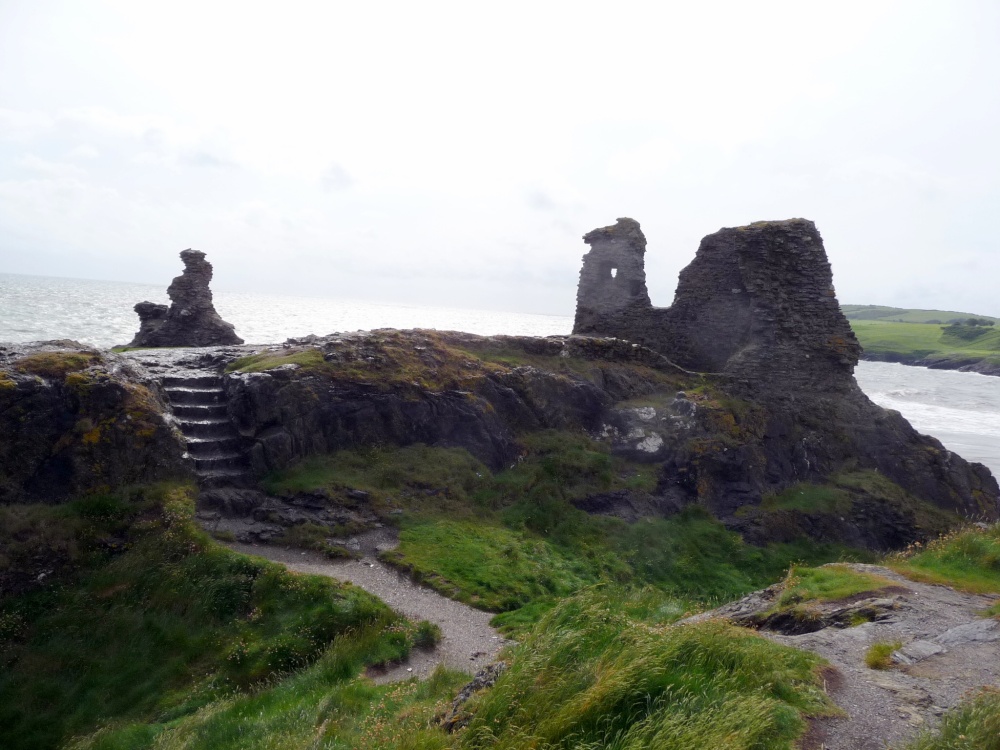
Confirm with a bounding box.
[607,139,680,182]
[14,154,85,178]
[68,144,100,160]
[321,164,353,192]
[0,0,998,317]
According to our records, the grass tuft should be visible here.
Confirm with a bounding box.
[12,352,101,378]
[461,588,838,750]
[777,564,895,607]
[898,687,1000,749]
[864,640,903,670]
[888,524,1000,595]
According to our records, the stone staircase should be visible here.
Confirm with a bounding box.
[160,372,251,488]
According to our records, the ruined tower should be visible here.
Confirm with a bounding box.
[572,217,861,393]
[573,217,653,336]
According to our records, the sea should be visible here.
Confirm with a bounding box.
[3,271,1000,479]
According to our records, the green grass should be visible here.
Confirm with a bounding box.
[898,688,1000,750]
[776,564,895,608]
[225,349,326,373]
[888,524,1000,595]
[69,588,843,750]
[0,484,415,750]
[762,483,853,514]
[12,352,101,378]
[267,439,868,636]
[385,518,611,611]
[842,305,997,324]
[72,663,467,750]
[864,640,902,670]
[459,588,838,750]
[851,319,1000,365]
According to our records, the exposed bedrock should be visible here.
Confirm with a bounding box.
[222,333,674,476]
[569,217,999,533]
[0,342,187,503]
[128,249,243,347]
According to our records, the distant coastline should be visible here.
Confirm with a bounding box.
[859,350,1000,377]
[845,305,1000,378]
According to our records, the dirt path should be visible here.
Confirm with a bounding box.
[692,564,1000,750]
[226,534,514,684]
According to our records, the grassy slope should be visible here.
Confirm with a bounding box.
[265,438,867,634]
[850,319,1000,366]
[77,589,840,750]
[842,305,998,324]
[4,479,998,749]
[0,485,418,750]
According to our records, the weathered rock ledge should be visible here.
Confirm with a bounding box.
[687,563,1000,750]
[3,218,998,552]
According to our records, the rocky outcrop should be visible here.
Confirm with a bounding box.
[688,563,1000,750]
[128,249,243,347]
[4,218,996,551]
[0,342,186,503]
[570,218,998,533]
[222,331,673,475]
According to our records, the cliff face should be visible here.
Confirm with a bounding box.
[0,343,186,503]
[3,217,996,551]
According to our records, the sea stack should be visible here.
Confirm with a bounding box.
[128,249,243,347]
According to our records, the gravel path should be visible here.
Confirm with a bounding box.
[694,564,1000,750]
[227,535,514,683]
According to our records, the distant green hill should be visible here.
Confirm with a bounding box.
[842,305,998,325]
[845,306,1000,373]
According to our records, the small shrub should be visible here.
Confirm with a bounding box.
[888,524,1000,595]
[412,620,442,649]
[865,640,902,670]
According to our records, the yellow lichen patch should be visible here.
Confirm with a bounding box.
[123,384,165,442]
[14,352,101,379]
[0,374,16,390]
[81,426,103,445]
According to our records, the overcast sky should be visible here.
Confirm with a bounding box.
[2,0,999,317]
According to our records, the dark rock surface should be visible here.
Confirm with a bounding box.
[128,249,243,347]
[222,332,670,475]
[3,217,996,552]
[574,217,860,391]
[570,218,998,530]
[0,342,187,503]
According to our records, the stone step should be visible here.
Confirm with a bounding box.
[193,453,247,472]
[198,470,253,490]
[175,418,235,439]
[172,403,228,418]
[161,374,222,389]
[186,436,243,456]
[164,387,225,406]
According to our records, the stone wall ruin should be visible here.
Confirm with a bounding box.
[573,217,862,395]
